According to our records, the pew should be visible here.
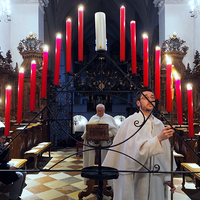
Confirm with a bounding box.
[24,142,51,169]
[174,125,200,165]
[8,159,27,169]
[181,163,200,189]
[8,121,49,161]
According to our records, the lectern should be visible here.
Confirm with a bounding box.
[78,123,119,200]
[86,123,109,142]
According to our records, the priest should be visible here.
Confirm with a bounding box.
[82,104,118,173]
[103,88,177,200]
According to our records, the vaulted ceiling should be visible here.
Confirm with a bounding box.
[44,0,159,70]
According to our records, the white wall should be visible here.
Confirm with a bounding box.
[193,17,200,57]
[157,0,197,69]
[0,21,11,57]
[1,1,45,69]
[165,2,194,68]
[11,2,40,68]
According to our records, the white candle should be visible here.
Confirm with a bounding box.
[95,12,107,51]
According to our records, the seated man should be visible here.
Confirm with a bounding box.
[0,127,26,200]
[82,104,118,170]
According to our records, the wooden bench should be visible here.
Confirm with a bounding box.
[8,158,27,169]
[173,150,184,170]
[24,142,51,169]
[181,163,200,189]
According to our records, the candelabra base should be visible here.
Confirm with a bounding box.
[78,166,118,200]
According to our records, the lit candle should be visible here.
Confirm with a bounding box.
[120,6,125,61]
[66,18,72,72]
[5,85,11,137]
[187,83,194,137]
[78,5,84,61]
[95,12,107,51]
[166,55,172,112]
[30,60,36,111]
[41,45,49,98]
[155,46,161,100]
[54,33,62,85]
[17,67,24,123]
[143,33,149,87]
[174,72,183,125]
[130,20,136,74]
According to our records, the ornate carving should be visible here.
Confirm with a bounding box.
[161,32,188,53]
[0,50,14,71]
[17,33,43,76]
[17,32,43,53]
[193,50,200,73]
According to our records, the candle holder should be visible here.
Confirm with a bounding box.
[117,60,128,65]
[63,72,74,76]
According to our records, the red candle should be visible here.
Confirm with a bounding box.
[66,18,72,72]
[143,33,149,87]
[17,68,24,123]
[166,55,172,112]
[78,5,84,61]
[130,20,136,74]
[155,46,161,100]
[30,60,37,111]
[174,72,183,125]
[120,6,125,61]
[187,83,194,137]
[54,33,62,86]
[41,45,49,98]
[5,85,11,137]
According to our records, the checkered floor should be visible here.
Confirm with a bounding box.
[0,147,198,200]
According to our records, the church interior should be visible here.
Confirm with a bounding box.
[0,0,200,199]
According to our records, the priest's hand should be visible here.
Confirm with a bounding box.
[157,126,175,142]
[165,181,176,193]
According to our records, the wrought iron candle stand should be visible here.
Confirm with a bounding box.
[1,51,200,200]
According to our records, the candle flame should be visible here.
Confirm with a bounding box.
[130,20,136,24]
[166,55,172,65]
[43,45,49,52]
[155,46,160,51]
[187,83,192,90]
[142,33,148,39]
[56,33,62,39]
[31,60,36,64]
[173,70,180,80]
[78,5,84,11]
[121,5,125,8]
[19,67,24,73]
[66,18,71,22]
[6,85,11,90]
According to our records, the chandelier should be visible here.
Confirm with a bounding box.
[0,0,11,22]
[189,0,200,17]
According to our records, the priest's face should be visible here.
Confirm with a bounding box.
[96,107,105,117]
[136,91,155,115]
